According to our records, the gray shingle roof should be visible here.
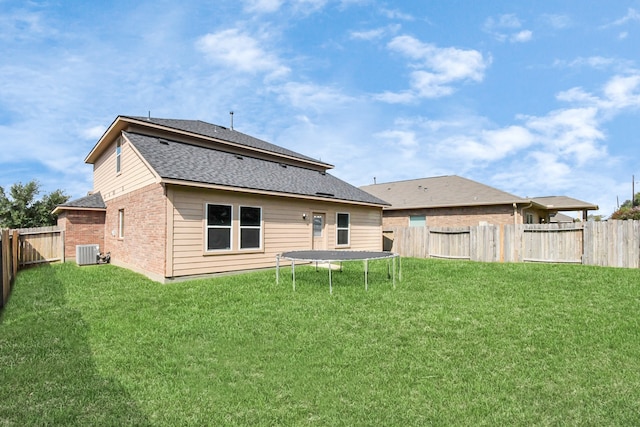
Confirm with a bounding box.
[360,175,525,210]
[58,192,106,209]
[530,196,598,210]
[124,132,388,206]
[124,116,325,166]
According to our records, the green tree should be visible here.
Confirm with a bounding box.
[0,181,70,229]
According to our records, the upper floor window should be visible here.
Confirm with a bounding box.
[116,140,122,173]
[336,212,350,246]
[206,204,232,251]
[240,206,262,250]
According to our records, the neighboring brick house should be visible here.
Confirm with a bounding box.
[54,115,389,282]
[360,175,598,228]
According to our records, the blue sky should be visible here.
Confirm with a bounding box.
[2,0,640,216]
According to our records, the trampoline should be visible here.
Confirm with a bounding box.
[276,250,401,294]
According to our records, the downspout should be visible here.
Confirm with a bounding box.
[513,201,533,262]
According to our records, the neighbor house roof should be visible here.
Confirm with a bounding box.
[360,175,527,210]
[530,196,599,211]
[53,192,106,214]
[124,132,389,206]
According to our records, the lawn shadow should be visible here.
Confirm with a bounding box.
[0,264,152,426]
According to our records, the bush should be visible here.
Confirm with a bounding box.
[610,206,640,220]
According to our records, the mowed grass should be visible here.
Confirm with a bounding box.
[1,259,640,426]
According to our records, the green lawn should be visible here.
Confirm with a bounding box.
[1,259,640,426]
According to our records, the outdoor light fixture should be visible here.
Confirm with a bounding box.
[302,213,307,220]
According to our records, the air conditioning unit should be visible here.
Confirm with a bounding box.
[76,244,99,266]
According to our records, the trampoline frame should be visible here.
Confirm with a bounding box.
[276,250,401,294]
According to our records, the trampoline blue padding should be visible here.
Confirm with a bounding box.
[276,250,400,294]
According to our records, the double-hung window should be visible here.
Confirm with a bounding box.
[118,209,125,238]
[240,206,262,249]
[206,204,232,251]
[336,213,350,246]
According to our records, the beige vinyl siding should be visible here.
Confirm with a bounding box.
[169,186,383,278]
[93,136,157,201]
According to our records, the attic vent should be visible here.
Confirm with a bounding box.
[279,163,287,168]
[158,140,169,145]
[319,171,326,176]
[316,192,335,197]
[235,155,243,160]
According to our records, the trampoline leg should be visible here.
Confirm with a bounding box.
[364,259,368,291]
[292,260,296,291]
[329,263,332,294]
[392,256,396,289]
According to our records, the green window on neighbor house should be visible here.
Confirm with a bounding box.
[336,213,350,246]
[409,215,426,227]
[239,206,262,250]
[206,204,232,251]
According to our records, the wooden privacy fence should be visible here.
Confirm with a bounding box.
[1,226,64,309]
[385,220,640,269]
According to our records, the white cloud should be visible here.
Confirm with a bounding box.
[350,28,386,41]
[511,30,532,43]
[602,74,640,109]
[606,8,640,27]
[80,125,107,140]
[375,130,418,159]
[380,8,415,21]
[242,0,285,13]
[522,107,606,165]
[379,35,489,101]
[269,81,353,111]
[196,29,290,80]
[438,125,534,163]
[484,14,522,30]
[483,13,532,43]
[555,56,619,70]
[541,14,572,30]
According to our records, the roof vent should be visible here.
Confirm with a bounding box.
[316,192,335,197]
[236,155,243,160]
[279,163,287,168]
[159,139,169,145]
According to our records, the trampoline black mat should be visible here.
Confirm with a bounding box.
[280,250,396,262]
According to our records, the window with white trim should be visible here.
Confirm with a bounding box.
[336,212,350,246]
[239,206,262,250]
[206,204,232,251]
[116,139,122,173]
[118,209,125,238]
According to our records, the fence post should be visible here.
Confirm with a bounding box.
[1,229,10,308]
[12,229,19,279]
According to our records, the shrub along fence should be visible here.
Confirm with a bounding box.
[385,220,640,269]
[1,226,64,309]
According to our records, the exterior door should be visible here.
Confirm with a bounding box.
[312,213,326,250]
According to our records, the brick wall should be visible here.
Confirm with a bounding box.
[58,210,106,260]
[383,204,521,228]
[103,183,166,277]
